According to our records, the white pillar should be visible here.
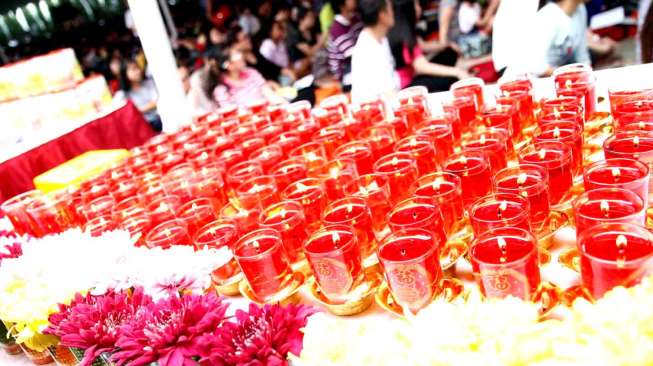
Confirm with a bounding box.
[127,0,191,133]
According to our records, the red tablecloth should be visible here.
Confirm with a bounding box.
[0,101,155,203]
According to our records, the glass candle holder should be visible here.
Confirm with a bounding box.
[411,172,464,236]
[478,106,514,139]
[334,140,375,175]
[226,160,265,195]
[304,225,365,303]
[259,200,309,263]
[270,157,308,192]
[312,106,344,128]
[249,145,284,173]
[395,135,438,176]
[395,88,430,129]
[194,219,242,284]
[451,77,485,111]
[498,74,534,126]
[234,228,293,302]
[373,152,419,204]
[323,197,377,259]
[451,94,477,133]
[178,198,218,238]
[205,135,235,156]
[112,180,139,203]
[113,196,147,223]
[443,151,492,208]
[497,89,532,133]
[81,182,112,204]
[540,96,584,126]
[414,119,455,164]
[239,137,266,159]
[470,227,540,300]
[318,158,359,201]
[286,100,312,121]
[358,125,397,160]
[85,215,118,237]
[84,195,116,222]
[282,178,327,230]
[313,126,348,159]
[220,201,260,233]
[147,195,182,227]
[608,87,653,118]
[613,101,653,130]
[583,158,650,206]
[573,188,646,236]
[235,176,280,211]
[578,222,653,299]
[519,141,573,205]
[378,228,443,313]
[26,195,73,237]
[1,190,43,236]
[344,173,393,234]
[120,215,152,246]
[296,120,321,144]
[534,121,584,177]
[157,152,185,173]
[289,142,329,175]
[462,131,508,173]
[469,193,532,238]
[387,196,448,246]
[258,123,284,143]
[191,167,228,213]
[269,131,302,156]
[553,63,596,120]
[145,219,192,249]
[352,98,385,127]
[493,165,550,227]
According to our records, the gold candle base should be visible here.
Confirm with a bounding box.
[375,278,465,317]
[535,211,570,249]
[308,268,382,316]
[214,273,244,296]
[239,271,305,306]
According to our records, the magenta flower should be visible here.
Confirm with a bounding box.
[45,288,152,366]
[198,303,319,366]
[111,292,229,366]
[0,242,22,266]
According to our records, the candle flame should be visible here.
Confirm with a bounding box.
[332,231,341,245]
[611,167,621,180]
[252,240,260,251]
[600,200,610,217]
[261,149,271,159]
[279,207,287,219]
[280,134,288,142]
[553,107,560,119]
[191,202,198,211]
[346,204,353,214]
[616,234,628,249]
[517,173,528,186]
[565,79,572,89]
[460,155,468,166]
[479,134,486,145]
[640,121,646,130]
[163,228,171,237]
[634,136,640,148]
[296,182,309,192]
[306,152,319,162]
[359,185,369,195]
[538,148,547,160]
[330,167,340,179]
[553,126,561,139]
[250,183,264,194]
[616,234,628,269]
[498,201,508,218]
[410,137,418,147]
[432,177,442,192]
[158,202,169,213]
[391,156,399,166]
[367,181,380,191]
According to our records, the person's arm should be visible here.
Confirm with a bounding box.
[439,1,456,45]
[575,8,591,65]
[412,54,469,79]
[478,0,500,31]
[139,100,157,113]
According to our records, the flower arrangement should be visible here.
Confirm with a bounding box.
[296,279,653,365]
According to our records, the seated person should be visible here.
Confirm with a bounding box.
[114,60,161,132]
[327,0,362,91]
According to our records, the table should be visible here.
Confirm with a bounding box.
[0,101,156,203]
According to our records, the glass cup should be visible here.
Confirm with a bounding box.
[259,200,309,263]
[583,158,650,206]
[493,165,550,228]
[573,188,646,236]
[469,193,532,238]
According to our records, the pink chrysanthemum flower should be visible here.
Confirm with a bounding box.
[0,242,22,266]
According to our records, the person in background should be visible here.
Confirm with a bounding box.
[214,48,285,107]
[115,59,161,132]
[350,0,398,102]
[491,0,538,74]
[186,48,221,117]
[287,6,323,78]
[238,5,261,35]
[327,0,362,92]
[259,20,290,69]
[227,24,292,83]
[108,56,123,94]
[506,0,590,77]
[639,0,653,63]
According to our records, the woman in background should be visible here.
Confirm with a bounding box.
[115,59,161,132]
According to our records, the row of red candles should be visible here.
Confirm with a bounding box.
[2,63,653,312]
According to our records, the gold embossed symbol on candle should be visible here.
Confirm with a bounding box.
[616,234,628,268]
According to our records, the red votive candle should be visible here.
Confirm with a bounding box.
[352,99,385,126]
[323,197,377,259]
[0,190,42,236]
[470,227,540,300]
[334,140,375,175]
[215,148,245,170]
[540,96,584,124]
[147,195,182,227]
[553,63,596,120]
[443,151,492,208]
[414,119,455,164]
[394,100,429,130]
[451,95,477,133]
[378,228,443,313]
[583,158,650,206]
[81,182,112,204]
[226,160,264,195]
[519,141,573,205]
[259,201,309,263]
[269,131,302,156]
[578,223,653,299]
[113,197,147,223]
[296,120,321,143]
[112,180,139,203]
[270,158,308,192]
[120,215,152,246]
[286,100,312,121]
[411,172,464,236]
[373,152,419,203]
[397,85,429,111]
[493,165,550,227]
[289,142,328,175]
[358,125,397,160]
[282,178,327,231]
[235,175,279,210]
[573,188,646,236]
[313,126,348,159]
[608,87,653,118]
[395,135,438,176]
[534,121,584,177]
[220,201,260,233]
[497,89,532,132]
[85,215,117,237]
[462,131,508,173]
[191,167,228,213]
[145,219,192,249]
[451,77,485,112]
[478,105,515,140]
[318,158,359,201]
[234,228,293,302]
[193,219,241,283]
[304,225,364,303]
[239,136,266,158]
[249,145,283,173]
[26,195,73,237]
[469,193,531,238]
[84,195,116,222]
[178,198,218,238]
[344,173,393,234]
[613,100,653,129]
[388,196,448,246]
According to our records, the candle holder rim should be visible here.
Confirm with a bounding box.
[573,187,646,223]
[583,158,650,182]
[468,193,531,224]
[469,227,539,267]
[303,224,358,256]
[378,228,440,264]
[577,222,653,265]
[234,228,284,260]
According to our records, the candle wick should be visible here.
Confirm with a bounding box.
[400,248,406,256]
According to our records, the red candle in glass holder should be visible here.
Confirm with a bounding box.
[147,195,182,227]
[1,190,43,236]
[443,151,492,207]
[85,195,116,221]
[193,220,241,283]
[81,182,112,204]
[451,77,485,111]
[411,172,464,236]
[304,225,364,303]
[414,119,455,164]
[259,200,309,262]
[216,148,245,171]
[110,180,139,203]
[451,95,477,133]
[395,135,438,176]
[249,145,283,173]
[313,126,348,159]
[534,122,584,177]
[540,96,584,123]
[157,152,184,173]
[220,201,260,233]
[462,131,508,173]
[319,94,349,120]
[497,89,532,131]
[204,134,235,155]
[469,193,531,238]
[388,196,448,246]
[318,158,359,201]
[344,173,393,234]
[296,119,321,143]
[358,125,397,160]
[397,85,429,107]
[573,188,646,236]
[178,198,218,238]
[373,152,419,203]
[394,102,429,130]
[85,215,117,237]
[323,197,377,259]
[145,219,192,248]
[519,141,573,205]
[226,160,264,195]
[352,99,385,126]
[609,87,653,118]
[470,227,540,300]
[239,137,266,158]
[282,178,327,231]
[613,100,653,129]
[494,165,550,227]
[334,140,375,175]
[191,167,227,212]
[234,228,293,302]
[269,132,302,156]
[26,195,73,237]
[286,100,312,121]
[120,215,152,246]
[312,106,344,127]
[235,176,279,210]
[217,104,239,120]
[554,63,596,120]
[270,158,308,192]
[113,196,147,223]
[290,142,328,175]
[478,105,515,140]
[584,158,650,205]
[378,228,443,313]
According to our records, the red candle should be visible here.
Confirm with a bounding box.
[323,197,377,259]
[193,220,242,283]
[519,141,573,204]
[157,152,184,173]
[397,85,429,110]
[144,219,192,249]
[318,94,349,121]
[259,201,309,263]
[414,119,455,164]
[226,160,264,195]
[81,182,112,204]
[583,158,649,205]
[289,142,329,175]
[540,96,584,127]
[578,223,653,299]
[304,225,364,303]
[296,119,321,143]
[344,173,393,234]
[498,74,534,125]
[352,99,385,126]
[246,98,270,115]
[373,152,419,203]
[478,105,515,141]
[269,131,302,156]
[443,151,492,208]
[178,198,218,238]
[113,196,147,223]
[217,104,239,120]
[451,77,485,112]
[469,193,531,238]
[553,63,596,120]
[462,131,508,173]
[334,140,375,175]
[411,172,464,236]
[203,134,235,155]
[493,165,550,227]
[26,195,73,237]
[282,178,327,230]
[394,102,429,130]
[608,87,653,118]
[270,158,308,192]
[358,125,397,160]
[234,228,293,302]
[312,106,344,128]
[470,227,540,300]
[384,118,410,139]
[313,126,348,159]
[267,103,287,122]
[573,188,646,236]
[613,100,653,129]
[378,228,443,313]
[239,136,266,158]
[318,158,359,201]
[496,89,532,132]
[395,135,438,176]
[120,215,152,246]
[249,145,283,173]
[111,179,139,203]
[235,176,279,210]
[1,190,43,236]
[534,122,584,177]
[451,95,477,133]
[215,148,245,170]
[85,215,118,237]
[191,167,228,213]
[286,100,312,121]
[147,195,182,227]
[220,201,260,233]
[84,195,116,221]
[387,196,448,246]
